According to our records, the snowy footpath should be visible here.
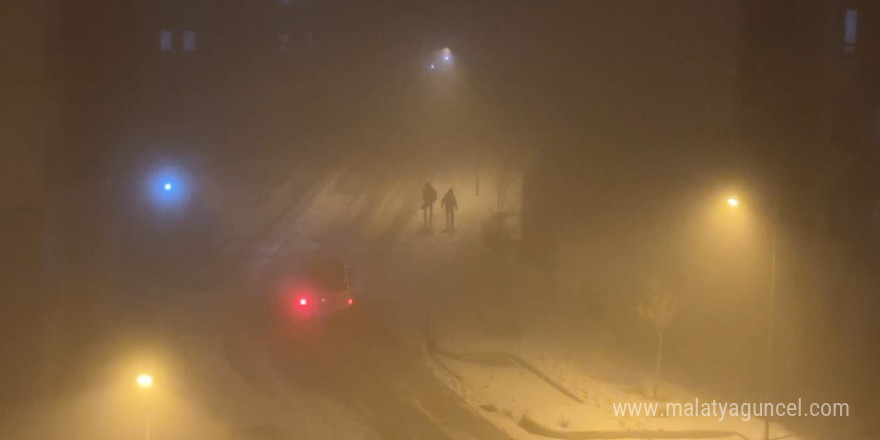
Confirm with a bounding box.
[423,306,804,440]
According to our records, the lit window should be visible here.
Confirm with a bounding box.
[159,30,173,52]
[182,30,196,52]
[844,8,857,54]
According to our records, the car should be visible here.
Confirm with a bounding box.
[283,256,356,321]
[235,254,364,345]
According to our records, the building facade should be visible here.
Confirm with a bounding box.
[739,1,880,428]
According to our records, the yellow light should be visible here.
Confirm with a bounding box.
[727,197,739,207]
[136,374,153,388]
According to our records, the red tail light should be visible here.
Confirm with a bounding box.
[346,298,354,306]
[298,297,309,307]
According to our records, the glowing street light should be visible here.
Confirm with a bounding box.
[427,47,454,72]
[147,164,190,211]
[720,194,777,440]
[136,373,154,388]
[135,373,155,440]
[441,47,453,62]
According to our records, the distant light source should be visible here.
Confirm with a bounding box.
[147,164,190,210]
[429,64,436,70]
[346,298,354,306]
[299,298,308,306]
[727,197,740,207]
[443,55,451,61]
[136,374,153,388]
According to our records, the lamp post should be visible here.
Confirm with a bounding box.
[726,196,777,440]
[136,374,153,440]
[764,227,778,440]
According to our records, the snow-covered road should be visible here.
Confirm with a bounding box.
[0,149,522,439]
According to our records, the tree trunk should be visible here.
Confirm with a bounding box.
[652,331,664,399]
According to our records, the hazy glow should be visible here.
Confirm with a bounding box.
[136,374,153,388]
[347,297,354,305]
[727,197,739,207]
[429,47,453,71]
[299,297,308,306]
[147,164,190,209]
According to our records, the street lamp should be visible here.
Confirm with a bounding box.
[441,47,453,63]
[136,373,153,388]
[136,374,154,440]
[147,164,190,211]
[726,196,777,440]
[427,47,454,72]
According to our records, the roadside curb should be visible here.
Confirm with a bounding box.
[424,321,751,440]
[423,319,584,403]
[518,412,746,440]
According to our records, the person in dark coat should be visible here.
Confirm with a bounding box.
[441,188,457,230]
[422,182,437,227]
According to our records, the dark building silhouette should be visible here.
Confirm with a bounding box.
[739,1,880,429]
[1,0,61,404]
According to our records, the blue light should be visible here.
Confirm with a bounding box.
[443,55,451,61]
[147,165,190,211]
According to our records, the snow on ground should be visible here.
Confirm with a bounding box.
[317,159,806,440]
[197,157,537,438]
[216,155,806,440]
[3,151,526,439]
[427,303,804,440]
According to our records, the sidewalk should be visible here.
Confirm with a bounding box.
[424,296,802,440]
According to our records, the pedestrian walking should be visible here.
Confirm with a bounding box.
[422,182,437,228]
[441,187,457,231]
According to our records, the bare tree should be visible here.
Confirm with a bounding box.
[637,280,678,399]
